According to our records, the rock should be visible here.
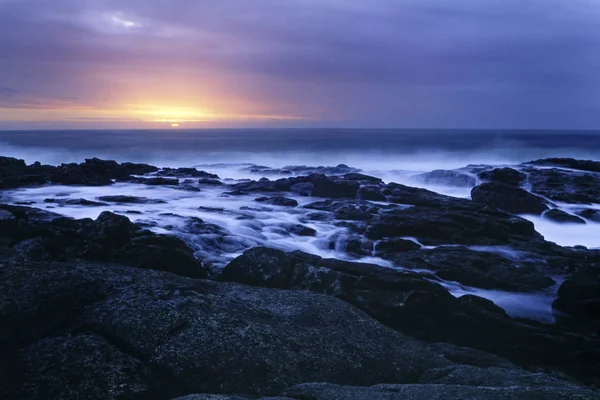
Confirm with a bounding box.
[222,247,600,385]
[143,177,179,186]
[415,169,477,187]
[281,382,600,400]
[425,343,515,369]
[98,195,166,204]
[308,174,360,198]
[523,167,600,205]
[255,197,299,207]
[544,209,586,224]
[471,182,550,214]
[553,267,600,332]
[374,238,421,255]
[0,261,451,398]
[357,185,387,201]
[286,224,317,237]
[43,198,109,206]
[577,208,600,223]
[198,178,223,186]
[0,156,160,189]
[289,182,313,196]
[385,247,556,292]
[343,173,383,183]
[0,205,207,279]
[158,167,219,179]
[528,158,600,173]
[478,167,526,186]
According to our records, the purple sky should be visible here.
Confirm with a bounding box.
[0,0,599,129]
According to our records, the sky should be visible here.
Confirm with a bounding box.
[0,0,599,130]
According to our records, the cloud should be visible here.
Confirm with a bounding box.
[0,0,599,128]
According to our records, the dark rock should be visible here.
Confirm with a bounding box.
[0,261,451,398]
[198,178,223,186]
[281,381,600,400]
[143,177,179,186]
[0,205,207,279]
[471,182,550,214]
[385,247,556,292]
[553,267,600,333]
[309,174,360,198]
[544,209,586,224]
[286,224,317,237]
[98,195,166,204]
[158,167,219,179]
[374,238,421,255]
[343,173,383,183]
[43,198,109,207]
[528,158,600,173]
[478,167,526,186]
[523,167,600,205]
[577,208,600,223]
[357,186,387,201]
[255,197,299,207]
[289,182,313,196]
[222,247,600,385]
[415,169,477,187]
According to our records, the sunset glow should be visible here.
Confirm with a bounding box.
[0,0,598,129]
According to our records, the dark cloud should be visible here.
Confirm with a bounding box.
[0,0,599,128]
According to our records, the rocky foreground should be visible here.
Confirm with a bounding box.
[0,156,599,399]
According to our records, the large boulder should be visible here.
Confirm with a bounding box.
[0,205,207,278]
[415,169,477,187]
[544,209,586,224]
[471,182,550,214]
[385,246,555,292]
[528,158,600,173]
[222,247,600,385]
[478,167,526,186]
[553,266,600,333]
[280,381,600,400]
[522,167,600,205]
[0,260,451,399]
[0,156,159,189]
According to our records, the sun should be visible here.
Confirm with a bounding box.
[171,123,179,127]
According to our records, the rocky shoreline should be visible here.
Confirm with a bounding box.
[1,155,599,399]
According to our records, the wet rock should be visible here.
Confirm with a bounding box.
[528,158,600,173]
[98,195,167,204]
[308,174,360,198]
[415,169,477,187]
[343,173,383,183]
[0,205,207,279]
[523,167,600,204]
[142,177,179,186]
[0,261,451,398]
[281,381,600,400]
[289,182,313,196]
[385,246,556,292]
[577,208,600,223]
[553,267,600,333]
[198,178,223,186]
[286,224,317,237]
[158,167,219,179]
[478,167,526,186]
[43,198,109,206]
[471,182,550,214]
[222,247,600,385]
[255,196,299,207]
[544,209,586,224]
[374,238,421,254]
[357,185,387,201]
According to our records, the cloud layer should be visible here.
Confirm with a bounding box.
[0,0,599,128]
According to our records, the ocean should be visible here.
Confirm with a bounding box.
[2,128,600,322]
